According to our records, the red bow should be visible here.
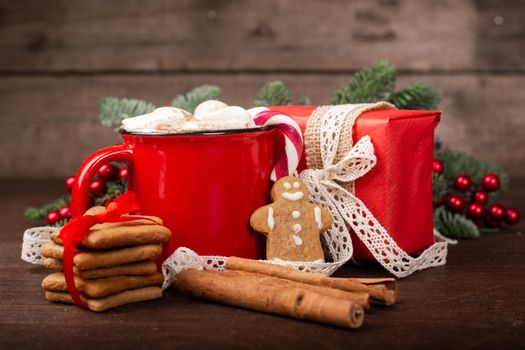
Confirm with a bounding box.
[59,191,152,307]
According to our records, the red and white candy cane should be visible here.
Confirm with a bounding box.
[248,107,304,181]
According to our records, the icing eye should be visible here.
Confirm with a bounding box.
[293,182,300,189]
[283,182,292,190]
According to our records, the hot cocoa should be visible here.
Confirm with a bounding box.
[121,100,256,134]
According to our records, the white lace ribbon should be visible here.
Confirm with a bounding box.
[21,226,55,265]
[299,105,449,278]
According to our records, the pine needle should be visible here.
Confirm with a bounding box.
[254,81,292,107]
[436,146,508,195]
[98,97,156,130]
[331,61,396,104]
[171,85,221,113]
[25,195,70,222]
[254,81,311,106]
[390,82,440,110]
[432,173,448,203]
[434,206,480,239]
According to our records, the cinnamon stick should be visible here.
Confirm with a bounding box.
[176,269,365,329]
[231,270,369,309]
[225,257,397,305]
[352,277,397,296]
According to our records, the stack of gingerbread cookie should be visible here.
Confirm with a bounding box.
[40,206,171,312]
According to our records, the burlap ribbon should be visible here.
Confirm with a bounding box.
[299,103,449,278]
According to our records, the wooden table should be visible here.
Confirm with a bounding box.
[1,180,524,349]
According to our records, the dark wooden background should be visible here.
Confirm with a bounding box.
[0,0,524,179]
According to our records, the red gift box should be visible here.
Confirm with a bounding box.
[269,106,440,262]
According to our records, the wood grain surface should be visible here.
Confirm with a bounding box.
[1,0,524,72]
[0,0,524,179]
[1,179,524,349]
[1,73,524,178]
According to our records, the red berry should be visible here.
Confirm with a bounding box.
[119,167,129,181]
[47,210,61,225]
[432,160,444,174]
[59,206,72,219]
[472,190,488,205]
[447,195,465,212]
[484,215,502,228]
[488,204,505,220]
[504,208,521,225]
[482,173,500,192]
[89,180,107,196]
[433,197,445,207]
[467,203,484,219]
[97,164,118,181]
[454,175,472,192]
[65,176,75,192]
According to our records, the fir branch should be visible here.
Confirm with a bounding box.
[93,180,127,207]
[25,195,70,222]
[254,81,311,106]
[54,218,69,228]
[433,206,480,239]
[298,96,312,105]
[171,85,221,113]
[389,82,440,110]
[98,97,156,130]
[254,81,292,107]
[432,173,448,203]
[331,61,396,104]
[435,146,508,195]
[434,137,444,152]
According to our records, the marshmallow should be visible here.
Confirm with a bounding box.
[153,107,192,120]
[181,120,202,132]
[193,100,228,120]
[204,106,256,128]
[122,107,191,132]
[121,102,257,134]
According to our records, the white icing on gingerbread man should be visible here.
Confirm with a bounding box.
[250,176,333,262]
[292,235,303,246]
[267,207,275,230]
[314,206,322,229]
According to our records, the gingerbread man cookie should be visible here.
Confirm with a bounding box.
[250,176,332,262]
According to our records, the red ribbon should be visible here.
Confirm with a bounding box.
[59,191,153,308]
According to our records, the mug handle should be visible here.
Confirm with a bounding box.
[70,143,134,217]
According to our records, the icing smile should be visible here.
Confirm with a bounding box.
[281,192,304,201]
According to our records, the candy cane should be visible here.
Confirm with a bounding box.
[248,107,304,181]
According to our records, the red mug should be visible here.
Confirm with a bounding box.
[71,127,278,263]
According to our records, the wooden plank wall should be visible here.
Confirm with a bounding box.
[0,0,524,179]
